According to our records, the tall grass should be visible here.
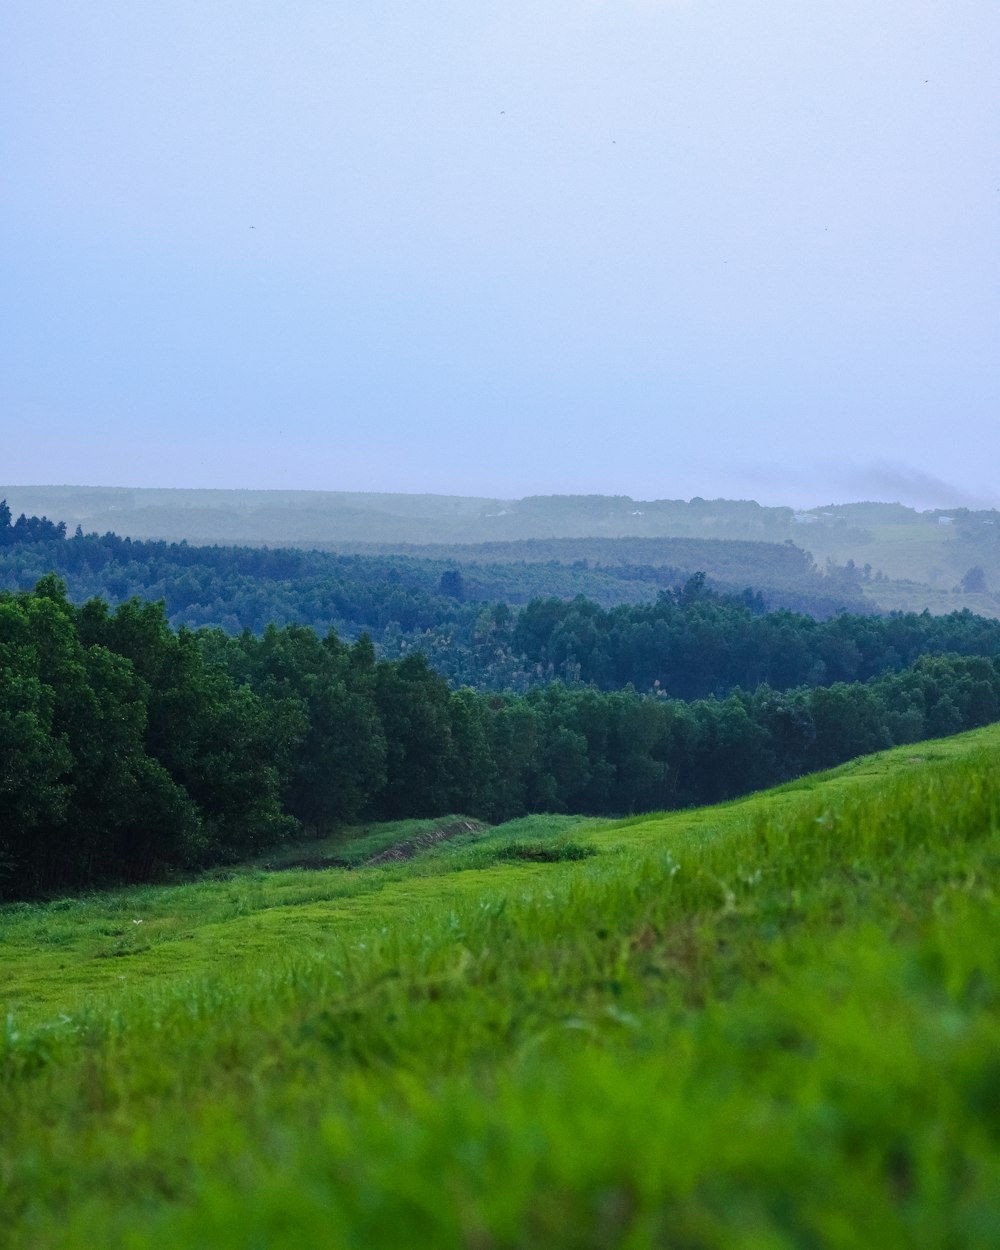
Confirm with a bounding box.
[2,728,999,1248]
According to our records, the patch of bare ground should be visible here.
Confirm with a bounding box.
[363,820,489,866]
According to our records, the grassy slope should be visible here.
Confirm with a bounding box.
[2,729,1000,1248]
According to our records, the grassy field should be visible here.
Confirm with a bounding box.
[3,729,1000,1248]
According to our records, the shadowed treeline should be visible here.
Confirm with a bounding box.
[4,575,1000,899]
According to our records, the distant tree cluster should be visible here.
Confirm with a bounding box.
[4,577,1000,900]
[506,580,1000,698]
[0,499,66,545]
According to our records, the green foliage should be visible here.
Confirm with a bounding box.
[490,840,597,863]
[510,587,1000,698]
[4,525,1000,699]
[226,624,387,832]
[0,528,868,655]
[374,652,458,818]
[0,581,293,895]
[8,486,1000,614]
[4,569,1000,899]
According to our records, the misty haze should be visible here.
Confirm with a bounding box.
[3,4,999,1247]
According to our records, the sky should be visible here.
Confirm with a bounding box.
[2,0,998,509]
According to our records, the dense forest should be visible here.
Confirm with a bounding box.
[505,579,1000,697]
[2,525,999,695]
[4,574,1000,899]
[0,525,871,638]
[8,488,1000,619]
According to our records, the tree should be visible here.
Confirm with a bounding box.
[438,569,465,600]
[232,624,385,832]
[447,687,495,814]
[374,653,456,818]
[79,594,298,860]
[961,566,987,594]
[0,661,73,892]
[806,683,891,771]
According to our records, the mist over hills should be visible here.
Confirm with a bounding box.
[3,485,999,617]
[0,482,984,542]
[1,485,806,545]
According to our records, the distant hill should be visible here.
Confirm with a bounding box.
[3,485,999,616]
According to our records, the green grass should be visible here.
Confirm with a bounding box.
[2,728,1000,1247]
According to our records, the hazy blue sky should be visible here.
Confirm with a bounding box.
[3,1,998,507]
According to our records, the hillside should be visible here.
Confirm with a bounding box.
[0,530,875,642]
[4,485,999,616]
[6,572,1000,900]
[3,727,999,1247]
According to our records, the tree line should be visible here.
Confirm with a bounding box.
[0,499,66,545]
[0,526,870,649]
[507,577,1000,698]
[4,528,999,698]
[4,576,1000,899]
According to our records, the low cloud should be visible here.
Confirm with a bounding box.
[827,461,999,512]
[732,459,999,512]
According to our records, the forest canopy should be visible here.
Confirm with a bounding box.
[3,509,1000,898]
[4,526,998,695]
[3,575,1000,899]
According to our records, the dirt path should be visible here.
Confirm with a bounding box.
[363,819,488,866]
